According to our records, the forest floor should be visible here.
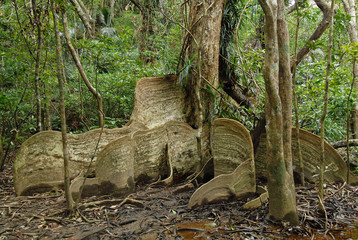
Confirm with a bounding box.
[1,154,358,239]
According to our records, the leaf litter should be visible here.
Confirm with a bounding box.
[1,161,357,240]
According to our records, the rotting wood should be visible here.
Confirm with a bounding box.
[242,187,269,211]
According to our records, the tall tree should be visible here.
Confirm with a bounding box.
[130,0,157,63]
[343,0,358,140]
[292,0,305,185]
[319,0,334,200]
[109,0,116,26]
[32,0,43,132]
[180,0,225,166]
[0,135,4,171]
[258,0,299,224]
[52,1,73,212]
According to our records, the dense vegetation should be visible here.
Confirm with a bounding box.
[0,0,357,172]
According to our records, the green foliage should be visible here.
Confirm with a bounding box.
[295,60,354,141]
[219,0,265,127]
[0,1,182,152]
[287,2,357,145]
[1,0,357,177]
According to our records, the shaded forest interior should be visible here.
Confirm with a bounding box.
[1,0,358,239]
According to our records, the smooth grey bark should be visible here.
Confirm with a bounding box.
[44,102,52,130]
[258,0,299,225]
[129,0,156,63]
[344,0,358,181]
[109,0,116,26]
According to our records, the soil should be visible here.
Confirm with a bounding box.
[1,157,357,239]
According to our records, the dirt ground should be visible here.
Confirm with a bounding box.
[1,159,357,239]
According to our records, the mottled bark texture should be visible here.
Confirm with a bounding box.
[189,158,255,208]
[292,0,304,185]
[212,118,254,177]
[189,118,256,208]
[181,0,225,169]
[258,0,299,225]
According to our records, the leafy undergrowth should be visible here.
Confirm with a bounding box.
[1,162,357,239]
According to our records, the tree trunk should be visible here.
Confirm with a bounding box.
[109,0,116,26]
[52,2,73,212]
[277,0,298,219]
[44,101,52,130]
[130,0,155,63]
[343,0,358,139]
[32,0,43,132]
[292,0,305,185]
[182,0,224,126]
[0,135,4,170]
[258,0,299,225]
[140,6,153,63]
[181,0,225,168]
[62,11,104,128]
[319,0,334,199]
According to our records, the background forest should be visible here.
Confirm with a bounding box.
[0,0,357,174]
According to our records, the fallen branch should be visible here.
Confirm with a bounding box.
[331,139,358,148]
[79,199,124,209]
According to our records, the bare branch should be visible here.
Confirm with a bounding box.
[291,0,337,68]
[68,0,94,38]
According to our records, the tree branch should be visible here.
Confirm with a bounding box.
[287,0,307,15]
[68,0,94,38]
[129,0,144,13]
[62,10,104,127]
[291,0,337,68]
